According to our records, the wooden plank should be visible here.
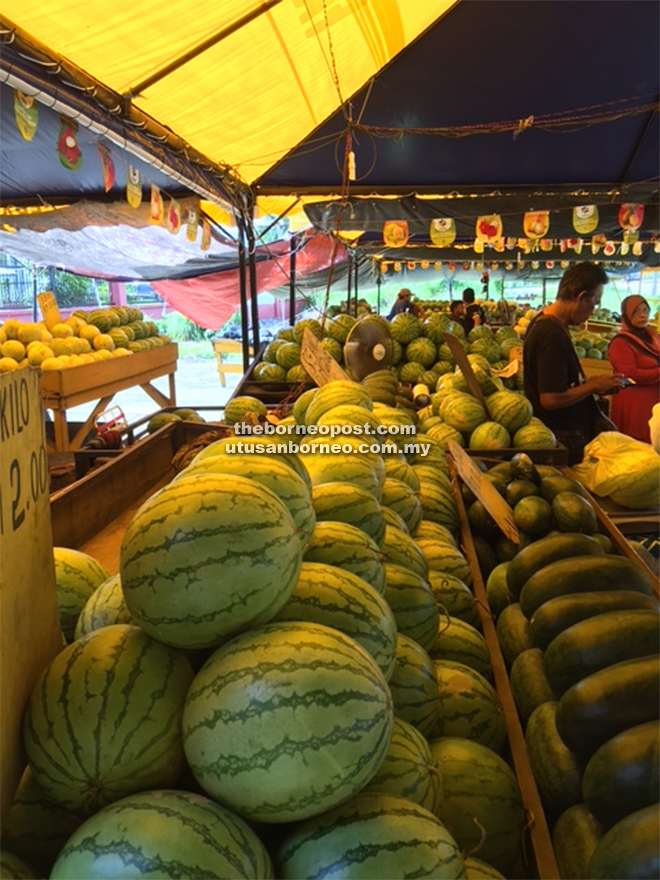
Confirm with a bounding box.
[441,332,488,406]
[301,327,347,385]
[451,462,560,880]
[1,370,62,822]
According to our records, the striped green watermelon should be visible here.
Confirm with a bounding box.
[263,340,287,363]
[360,718,441,813]
[1,767,84,876]
[74,574,134,639]
[224,395,267,425]
[381,506,411,534]
[429,737,525,873]
[486,390,533,434]
[183,621,394,822]
[412,463,451,489]
[176,454,316,547]
[405,337,438,367]
[512,422,558,449]
[525,702,582,817]
[423,317,450,346]
[390,313,423,344]
[428,572,480,630]
[388,634,440,738]
[292,318,323,344]
[586,805,660,880]
[271,562,397,680]
[495,603,534,667]
[453,364,502,398]
[305,381,373,426]
[253,362,287,382]
[412,433,451,468]
[50,790,273,880]
[399,361,425,383]
[469,421,512,450]
[0,851,37,879]
[417,480,459,533]
[438,391,474,421]
[275,341,302,370]
[277,792,465,880]
[302,453,381,500]
[415,538,471,584]
[485,562,512,619]
[300,436,386,489]
[442,396,488,435]
[463,857,506,879]
[316,404,382,434]
[311,481,385,546]
[327,314,356,344]
[432,661,505,752]
[380,477,423,537]
[23,625,194,814]
[431,617,492,681]
[192,436,311,488]
[415,519,457,547]
[384,563,439,653]
[427,422,465,451]
[381,525,429,580]
[292,387,318,424]
[120,474,302,649]
[510,648,557,728]
[53,548,111,643]
[303,521,386,594]
[419,415,444,434]
[552,805,604,880]
[286,364,309,382]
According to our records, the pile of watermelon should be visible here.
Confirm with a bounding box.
[5,378,540,880]
[463,455,660,879]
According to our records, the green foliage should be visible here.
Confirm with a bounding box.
[52,271,96,308]
[157,312,214,342]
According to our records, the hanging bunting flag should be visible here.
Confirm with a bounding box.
[393,261,402,272]
[531,261,540,270]
[620,242,630,256]
[591,233,607,254]
[560,260,570,268]
[632,241,643,256]
[490,262,499,270]
[476,262,484,271]
[126,165,142,208]
[57,116,82,170]
[473,238,484,254]
[545,260,555,269]
[165,199,182,234]
[383,221,408,247]
[475,215,503,243]
[540,239,554,252]
[421,260,429,270]
[623,228,639,245]
[604,242,616,256]
[186,207,199,242]
[13,90,38,141]
[505,237,517,250]
[149,185,164,225]
[619,204,644,231]
[654,241,660,253]
[505,262,514,270]
[407,261,416,270]
[493,238,505,253]
[200,218,212,251]
[97,144,115,193]
[380,262,389,273]
[434,261,442,270]
[523,210,549,239]
[447,262,457,271]
[572,239,583,254]
[573,205,599,235]
[462,262,471,271]
[430,218,456,247]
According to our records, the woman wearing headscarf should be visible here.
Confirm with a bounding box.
[608,295,660,443]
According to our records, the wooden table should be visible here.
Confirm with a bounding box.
[40,344,178,453]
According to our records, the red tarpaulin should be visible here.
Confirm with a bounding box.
[151,233,347,330]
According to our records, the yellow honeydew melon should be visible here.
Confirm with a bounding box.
[0,357,20,372]
[17,323,43,345]
[1,339,26,361]
[51,322,75,339]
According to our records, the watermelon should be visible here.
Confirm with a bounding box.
[442,396,487,435]
[316,404,382,434]
[224,395,267,425]
[486,390,533,434]
[277,792,465,879]
[432,661,505,752]
[253,362,287,381]
[23,625,194,814]
[510,648,557,728]
[286,364,308,382]
[50,789,273,880]
[431,617,492,681]
[428,572,480,630]
[388,634,440,737]
[192,436,311,488]
[177,454,316,546]
[380,524,429,580]
[292,387,318,424]
[415,538,471,584]
[496,603,534,667]
[390,313,423,344]
[405,337,437,367]
[469,421,511,450]
[463,856,506,879]
[303,521,386,594]
[383,563,438,652]
[302,453,382,500]
[381,505,411,534]
[120,474,303,649]
[412,463,452,489]
[311,481,385,546]
[271,562,397,680]
[412,434,451,468]
[327,314,356,344]
[183,622,393,822]
[360,718,441,813]
[553,804,604,880]
[305,381,373,426]
[53,548,111,643]
[525,702,582,818]
[74,573,134,639]
[417,480,459,532]
[427,422,465,450]
[429,737,525,873]
[303,435,387,487]
[512,422,557,449]
[0,852,37,879]
[275,341,302,370]
[415,519,457,546]
[379,478,423,535]
[292,318,323,344]
[263,340,287,363]
[1,767,84,876]
[485,563,512,619]
[586,804,660,880]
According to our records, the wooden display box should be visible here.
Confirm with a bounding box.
[467,446,568,465]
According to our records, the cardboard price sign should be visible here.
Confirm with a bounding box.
[300,327,348,386]
[448,440,520,544]
[441,332,487,408]
[37,290,63,329]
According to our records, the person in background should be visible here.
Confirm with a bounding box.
[523,262,625,465]
[462,288,486,334]
[387,288,426,320]
[449,300,465,323]
[607,295,660,444]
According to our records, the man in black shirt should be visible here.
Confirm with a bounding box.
[523,262,625,464]
[462,288,486,335]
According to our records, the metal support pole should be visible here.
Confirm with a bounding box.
[237,231,251,374]
[376,272,382,314]
[346,251,353,314]
[289,233,297,326]
[354,252,359,315]
[542,277,547,305]
[245,221,260,354]
[32,268,38,322]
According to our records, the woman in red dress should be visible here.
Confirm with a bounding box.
[608,295,660,443]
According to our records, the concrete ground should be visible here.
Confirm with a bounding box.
[64,354,240,428]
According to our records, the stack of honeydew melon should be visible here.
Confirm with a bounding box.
[0,308,169,373]
[6,378,539,879]
[463,454,660,879]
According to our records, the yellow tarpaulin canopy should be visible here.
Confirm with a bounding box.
[1,0,455,186]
